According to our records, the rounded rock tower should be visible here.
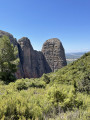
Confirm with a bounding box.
[42,38,67,72]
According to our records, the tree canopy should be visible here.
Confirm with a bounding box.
[0,36,19,83]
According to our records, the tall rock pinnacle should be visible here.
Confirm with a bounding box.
[18,37,51,78]
[42,38,67,72]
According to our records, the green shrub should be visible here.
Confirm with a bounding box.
[15,81,28,90]
[46,85,83,113]
[42,74,50,84]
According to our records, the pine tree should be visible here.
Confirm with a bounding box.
[0,36,19,83]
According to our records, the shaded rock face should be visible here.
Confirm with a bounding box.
[18,37,51,78]
[0,30,17,46]
[42,38,67,72]
[0,30,67,79]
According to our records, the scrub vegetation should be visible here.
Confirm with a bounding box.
[0,36,90,120]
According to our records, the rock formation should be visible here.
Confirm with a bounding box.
[0,30,67,79]
[18,37,51,78]
[42,38,67,72]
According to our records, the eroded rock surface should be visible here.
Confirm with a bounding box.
[42,38,67,72]
[0,30,67,79]
[18,37,51,78]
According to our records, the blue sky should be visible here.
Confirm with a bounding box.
[0,0,90,53]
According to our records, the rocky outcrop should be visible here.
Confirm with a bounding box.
[18,37,51,78]
[42,38,67,72]
[0,30,67,79]
[0,30,17,46]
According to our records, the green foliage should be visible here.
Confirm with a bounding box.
[0,80,89,120]
[0,52,90,119]
[15,80,28,90]
[14,78,46,91]
[0,36,19,83]
[46,85,83,113]
[47,86,66,105]
[42,74,50,84]
[49,52,90,94]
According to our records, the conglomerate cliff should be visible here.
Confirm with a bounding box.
[42,38,67,72]
[0,30,67,78]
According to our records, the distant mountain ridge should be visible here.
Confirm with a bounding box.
[66,52,89,64]
[66,52,86,59]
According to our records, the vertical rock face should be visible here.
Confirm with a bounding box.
[42,38,67,72]
[18,37,51,78]
[18,37,33,78]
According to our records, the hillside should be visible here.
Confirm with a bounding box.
[0,52,90,120]
[50,52,90,93]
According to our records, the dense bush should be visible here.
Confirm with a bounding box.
[42,74,50,84]
[46,85,83,113]
[0,82,89,120]
[15,80,28,90]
